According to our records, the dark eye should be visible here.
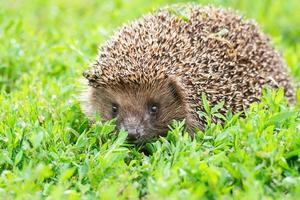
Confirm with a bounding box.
[149,104,159,115]
[112,103,118,117]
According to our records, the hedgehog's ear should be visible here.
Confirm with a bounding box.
[83,69,99,87]
[83,69,93,81]
[168,77,185,103]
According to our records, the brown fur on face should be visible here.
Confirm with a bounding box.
[82,77,193,143]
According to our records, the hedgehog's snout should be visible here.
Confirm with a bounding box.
[125,126,141,141]
[119,118,144,142]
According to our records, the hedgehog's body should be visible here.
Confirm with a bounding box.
[82,5,295,143]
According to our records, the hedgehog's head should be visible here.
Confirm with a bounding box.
[82,73,190,143]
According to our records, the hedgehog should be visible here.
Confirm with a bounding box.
[81,5,295,144]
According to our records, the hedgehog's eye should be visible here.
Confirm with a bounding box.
[112,103,119,117]
[149,103,159,115]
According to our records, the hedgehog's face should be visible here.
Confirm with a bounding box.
[87,78,188,144]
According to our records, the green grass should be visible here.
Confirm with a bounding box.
[0,0,300,199]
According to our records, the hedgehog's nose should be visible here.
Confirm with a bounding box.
[119,123,141,142]
[126,127,140,142]
[119,117,142,142]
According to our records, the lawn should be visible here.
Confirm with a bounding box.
[0,0,300,199]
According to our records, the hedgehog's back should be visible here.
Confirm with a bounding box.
[89,5,295,115]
